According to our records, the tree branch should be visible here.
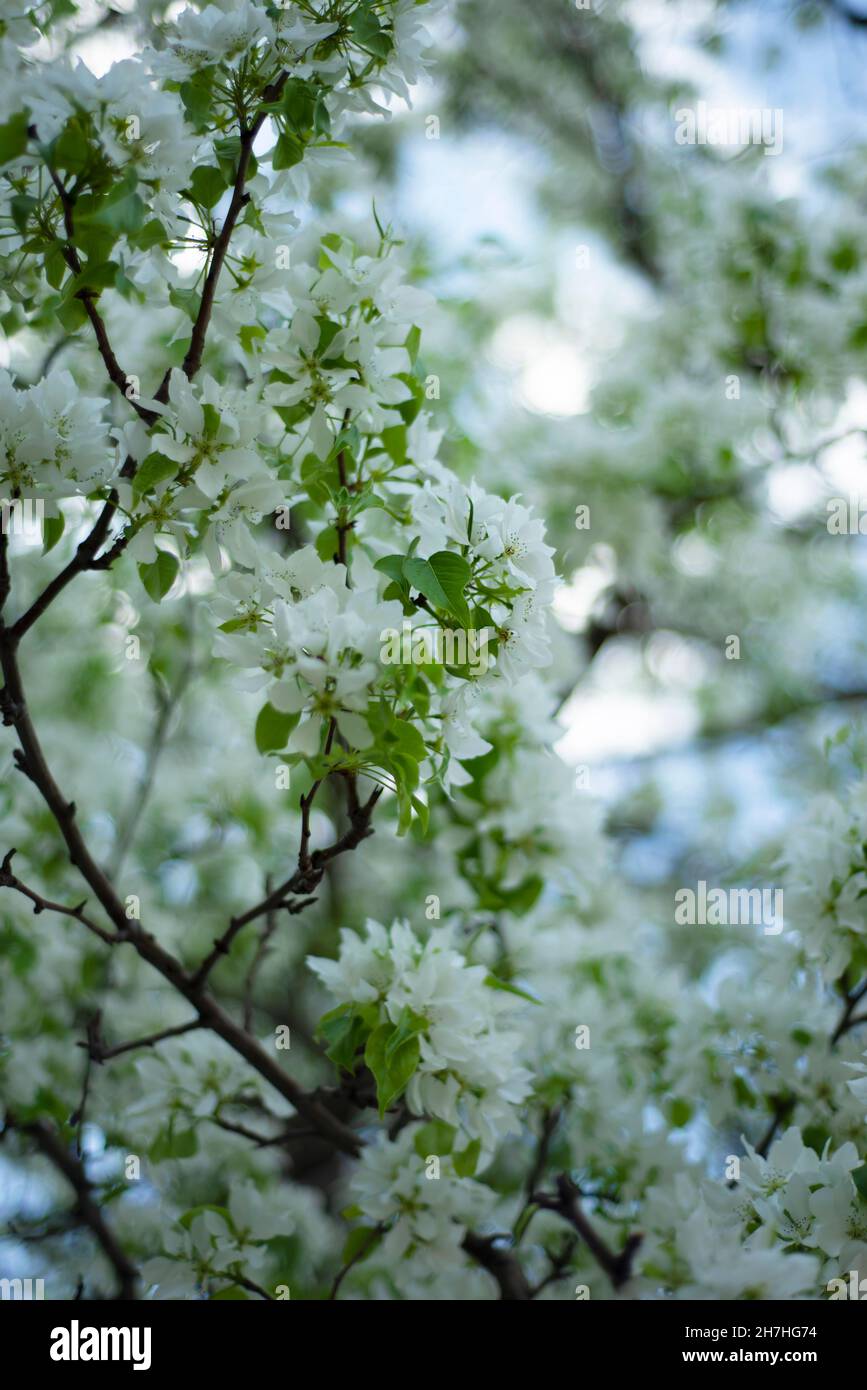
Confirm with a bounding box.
[461,1231,533,1300]
[35,131,158,427]
[531,1174,642,1290]
[79,1013,203,1063]
[9,491,124,643]
[0,848,117,945]
[3,1115,139,1300]
[153,70,290,403]
[0,631,362,1156]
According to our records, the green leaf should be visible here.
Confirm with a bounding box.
[0,111,29,165]
[186,164,226,210]
[405,324,422,364]
[412,1119,456,1159]
[385,1005,427,1062]
[169,285,200,322]
[201,401,221,439]
[341,1225,383,1265]
[150,1124,198,1161]
[374,553,410,596]
[254,702,300,754]
[41,512,65,555]
[10,194,36,234]
[315,525,340,562]
[138,549,179,603]
[349,3,392,59]
[137,218,167,251]
[404,550,472,624]
[272,131,305,171]
[381,424,406,465]
[453,1138,481,1177]
[70,260,119,296]
[410,793,429,836]
[77,181,145,235]
[53,119,91,173]
[54,294,87,331]
[852,1164,867,1200]
[239,324,266,355]
[314,94,331,139]
[483,974,542,1005]
[364,1022,421,1115]
[427,551,473,624]
[666,1097,694,1128]
[132,451,178,505]
[273,78,316,134]
[179,71,215,130]
[43,245,66,290]
[317,1004,371,1074]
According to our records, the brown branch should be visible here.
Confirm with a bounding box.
[461,1231,533,1300]
[189,894,317,992]
[0,532,10,617]
[0,632,361,1156]
[4,1115,138,1300]
[231,1275,275,1302]
[153,70,290,404]
[831,978,867,1046]
[10,489,124,643]
[79,1013,203,1063]
[0,848,117,945]
[530,1234,579,1297]
[531,1174,642,1290]
[35,133,157,427]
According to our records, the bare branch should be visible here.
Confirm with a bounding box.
[79,1013,203,1063]
[0,848,117,945]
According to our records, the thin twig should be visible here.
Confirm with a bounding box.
[329,1224,386,1300]
[79,1015,202,1063]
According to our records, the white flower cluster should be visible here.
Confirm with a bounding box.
[116,367,284,566]
[0,370,114,500]
[639,1127,867,1299]
[140,1180,322,1299]
[785,784,867,977]
[308,918,534,1145]
[348,1124,495,1264]
[215,548,404,753]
